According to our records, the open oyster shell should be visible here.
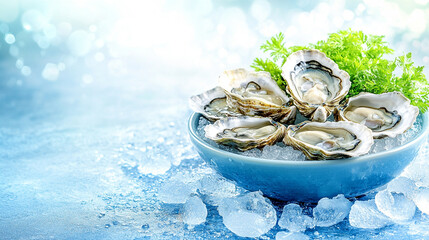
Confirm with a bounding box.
[189,86,242,121]
[334,92,419,138]
[283,121,374,160]
[218,68,297,124]
[281,49,351,122]
[205,116,286,151]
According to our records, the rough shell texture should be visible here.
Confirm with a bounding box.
[281,49,351,122]
[283,121,374,160]
[218,68,297,124]
[189,87,242,121]
[204,116,286,151]
[335,92,419,138]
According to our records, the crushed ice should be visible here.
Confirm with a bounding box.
[196,114,423,161]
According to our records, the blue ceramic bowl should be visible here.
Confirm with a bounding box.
[188,112,429,202]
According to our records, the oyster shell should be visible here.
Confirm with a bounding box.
[283,121,373,160]
[189,87,242,121]
[205,116,286,151]
[218,68,297,124]
[335,92,419,138]
[281,49,351,122]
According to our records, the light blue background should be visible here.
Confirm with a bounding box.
[1,1,429,239]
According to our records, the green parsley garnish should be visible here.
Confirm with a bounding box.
[251,29,429,113]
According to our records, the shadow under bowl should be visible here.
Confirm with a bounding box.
[188,112,429,202]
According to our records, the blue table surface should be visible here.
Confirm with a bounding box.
[1,1,429,239]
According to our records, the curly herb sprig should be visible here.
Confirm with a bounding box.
[251,29,429,113]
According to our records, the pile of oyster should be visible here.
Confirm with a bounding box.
[190,50,419,160]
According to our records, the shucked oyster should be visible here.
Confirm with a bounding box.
[281,50,351,122]
[205,116,286,151]
[335,92,419,138]
[218,68,297,124]
[189,87,242,121]
[283,121,373,160]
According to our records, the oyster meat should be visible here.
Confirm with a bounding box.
[204,116,286,151]
[335,92,419,138]
[189,87,242,121]
[218,68,297,124]
[281,49,350,122]
[283,121,373,160]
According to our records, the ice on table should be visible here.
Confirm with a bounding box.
[183,196,207,227]
[349,200,392,229]
[387,177,417,199]
[413,188,429,215]
[276,231,310,240]
[158,180,196,204]
[375,189,416,221]
[217,191,277,238]
[278,203,314,232]
[197,173,242,206]
[313,194,352,227]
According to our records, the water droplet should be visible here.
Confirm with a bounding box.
[68,30,92,56]
[42,63,60,81]
[4,33,15,44]
[141,224,149,230]
[15,58,23,69]
[21,66,31,76]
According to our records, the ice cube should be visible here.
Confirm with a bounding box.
[158,180,195,204]
[375,189,416,221]
[278,203,314,232]
[349,200,392,229]
[183,196,207,227]
[413,188,429,215]
[387,177,417,199]
[276,231,310,240]
[313,194,352,227]
[217,191,277,238]
[198,174,241,206]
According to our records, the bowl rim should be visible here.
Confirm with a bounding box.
[188,112,429,166]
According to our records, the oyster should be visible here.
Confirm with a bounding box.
[281,49,351,122]
[283,121,373,160]
[218,68,297,124]
[205,116,286,151]
[335,92,419,138]
[189,87,242,121]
